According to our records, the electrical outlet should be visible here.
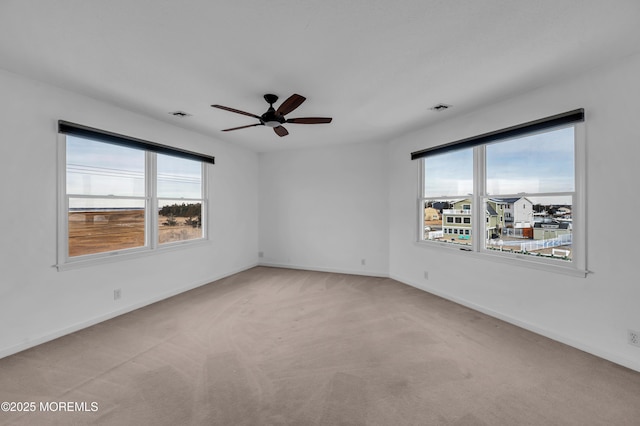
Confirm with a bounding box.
[361,258,366,266]
[114,289,121,301]
[258,251,264,258]
[629,330,640,347]
[424,271,429,280]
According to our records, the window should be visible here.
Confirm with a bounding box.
[414,110,586,276]
[420,148,473,246]
[484,127,574,259]
[157,154,204,245]
[66,138,147,257]
[57,121,213,268]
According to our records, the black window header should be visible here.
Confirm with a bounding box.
[410,109,584,160]
[58,120,215,164]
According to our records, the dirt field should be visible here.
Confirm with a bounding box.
[158,215,202,244]
[68,211,202,257]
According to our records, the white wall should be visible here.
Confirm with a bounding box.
[388,52,640,372]
[0,70,259,358]
[3,51,640,373]
[259,142,389,276]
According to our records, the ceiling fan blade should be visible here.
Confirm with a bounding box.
[273,126,289,137]
[222,123,263,132]
[276,94,306,116]
[211,104,261,119]
[286,117,333,124]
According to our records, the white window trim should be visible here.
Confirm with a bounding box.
[56,134,210,271]
[416,122,587,277]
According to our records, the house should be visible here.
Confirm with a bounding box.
[555,206,572,220]
[491,197,534,229]
[1,2,640,422]
[533,220,572,240]
[441,199,473,241]
[440,198,506,241]
[424,206,440,222]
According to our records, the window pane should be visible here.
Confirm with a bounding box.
[158,200,203,244]
[66,136,145,196]
[486,127,574,194]
[423,199,472,246]
[424,148,473,197]
[68,199,145,257]
[157,154,202,199]
[485,195,572,261]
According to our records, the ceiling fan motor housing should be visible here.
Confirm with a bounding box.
[261,108,285,127]
[262,94,285,126]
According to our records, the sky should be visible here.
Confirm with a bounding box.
[66,136,202,209]
[424,126,575,204]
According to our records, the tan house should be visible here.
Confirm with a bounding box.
[424,206,440,222]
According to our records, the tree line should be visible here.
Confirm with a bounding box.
[158,202,201,218]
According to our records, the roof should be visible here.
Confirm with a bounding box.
[490,197,521,204]
[534,221,571,230]
[490,197,533,205]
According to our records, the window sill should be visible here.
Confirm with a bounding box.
[414,240,588,278]
[56,238,210,271]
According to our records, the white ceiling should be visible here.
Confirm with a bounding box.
[2,0,640,152]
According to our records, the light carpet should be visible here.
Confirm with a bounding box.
[1,267,639,425]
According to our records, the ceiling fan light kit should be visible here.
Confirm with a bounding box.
[212,93,332,137]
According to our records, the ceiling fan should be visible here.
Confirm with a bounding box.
[211,93,332,137]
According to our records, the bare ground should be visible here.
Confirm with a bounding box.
[68,211,202,257]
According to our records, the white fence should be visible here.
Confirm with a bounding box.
[428,230,443,240]
[442,209,472,215]
[503,228,527,238]
[520,233,572,252]
[552,248,571,257]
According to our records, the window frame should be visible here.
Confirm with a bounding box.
[155,153,207,247]
[416,117,587,277]
[56,127,210,271]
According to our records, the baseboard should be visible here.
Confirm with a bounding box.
[7,264,637,374]
[258,261,389,278]
[390,273,640,374]
[0,262,259,360]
